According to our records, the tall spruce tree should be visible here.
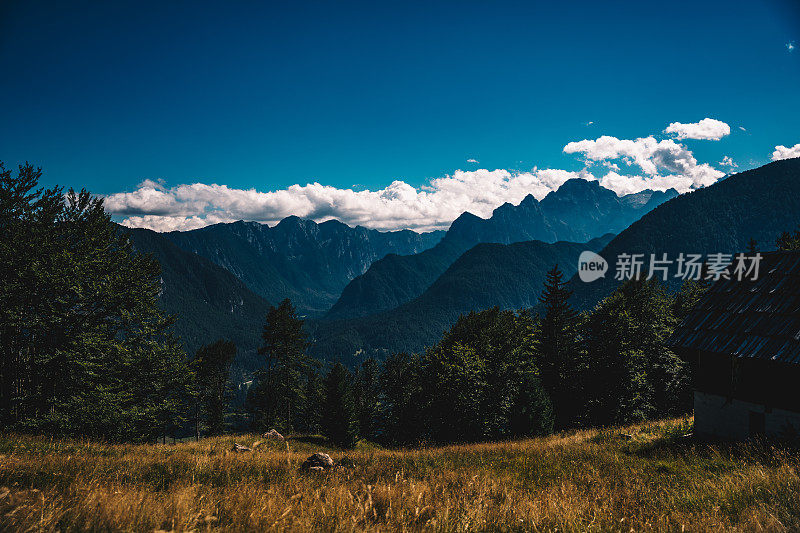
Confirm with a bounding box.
[509,373,553,437]
[354,358,381,441]
[247,298,313,432]
[195,340,236,436]
[322,362,359,448]
[535,265,584,430]
[422,342,487,443]
[298,367,324,434]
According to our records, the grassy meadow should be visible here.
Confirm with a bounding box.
[1,418,799,531]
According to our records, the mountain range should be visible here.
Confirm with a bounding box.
[311,159,800,360]
[160,217,444,316]
[324,180,677,320]
[121,159,800,371]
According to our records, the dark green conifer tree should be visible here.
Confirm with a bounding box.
[354,358,381,441]
[509,373,553,437]
[247,298,313,432]
[534,265,584,429]
[195,340,236,436]
[322,362,359,448]
[379,352,422,445]
[298,367,324,434]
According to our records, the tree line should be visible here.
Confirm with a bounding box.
[240,266,705,447]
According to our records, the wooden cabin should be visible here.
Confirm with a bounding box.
[667,252,800,441]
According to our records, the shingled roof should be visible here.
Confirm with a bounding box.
[666,251,800,364]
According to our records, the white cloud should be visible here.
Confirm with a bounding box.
[563,134,724,189]
[108,168,594,233]
[664,118,731,140]
[719,156,737,168]
[122,214,236,232]
[598,172,693,196]
[771,143,800,161]
[788,42,796,52]
[108,119,733,232]
[467,158,479,163]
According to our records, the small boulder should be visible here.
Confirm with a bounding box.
[232,443,252,452]
[264,429,285,441]
[301,452,334,471]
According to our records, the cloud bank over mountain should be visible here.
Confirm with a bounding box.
[772,143,800,161]
[108,168,590,232]
[106,118,782,232]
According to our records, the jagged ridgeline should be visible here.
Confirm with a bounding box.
[120,160,800,369]
[159,218,444,316]
[310,159,800,363]
[125,179,678,370]
[324,180,677,321]
[122,220,443,375]
[127,180,677,371]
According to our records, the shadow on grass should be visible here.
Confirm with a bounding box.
[631,432,695,458]
[632,430,799,470]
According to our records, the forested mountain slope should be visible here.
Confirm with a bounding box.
[310,234,613,363]
[125,228,269,376]
[568,158,800,310]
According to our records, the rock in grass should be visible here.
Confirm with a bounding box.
[232,443,252,452]
[301,452,334,470]
[264,429,284,441]
[308,466,325,473]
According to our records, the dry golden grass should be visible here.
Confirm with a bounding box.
[1,418,799,531]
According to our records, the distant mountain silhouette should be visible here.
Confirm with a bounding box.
[122,160,800,373]
[161,217,443,316]
[325,180,676,320]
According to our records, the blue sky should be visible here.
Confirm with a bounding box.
[1,0,798,231]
